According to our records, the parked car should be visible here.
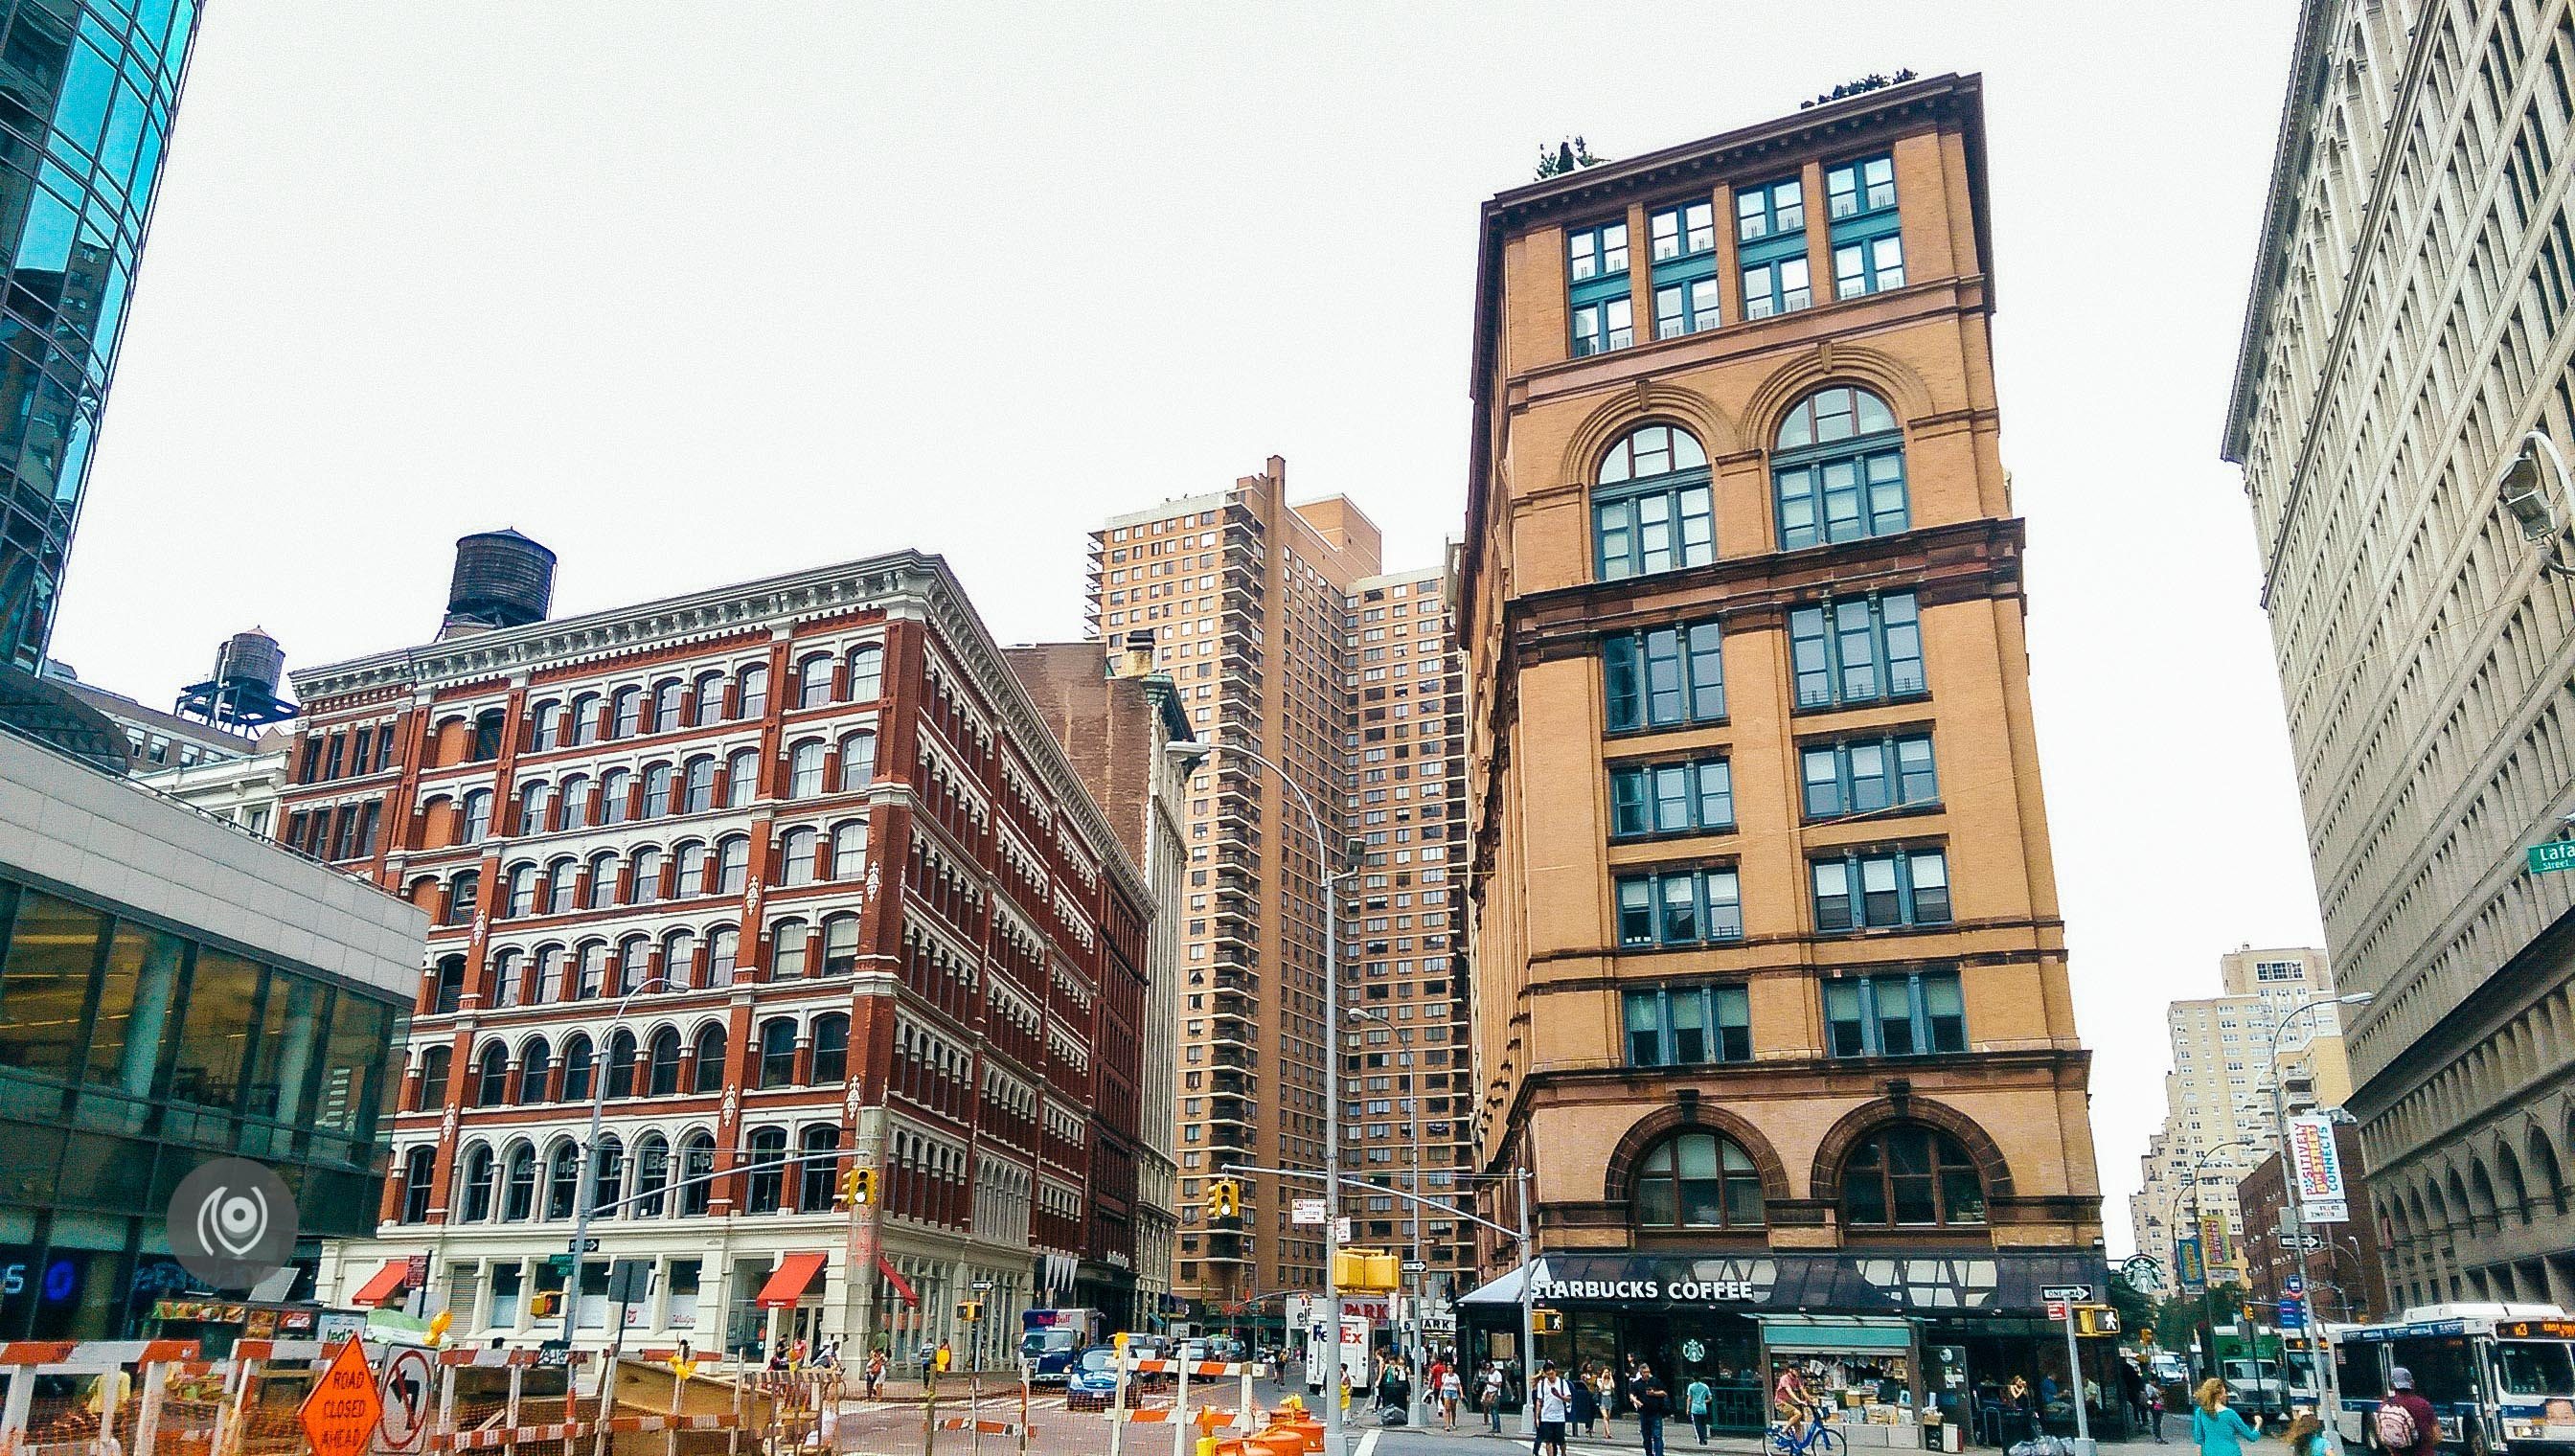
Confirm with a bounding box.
[1066,1348,1125,1411]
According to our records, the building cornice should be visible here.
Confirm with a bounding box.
[2220,0,2344,465]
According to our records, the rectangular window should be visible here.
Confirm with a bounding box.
[1789,591,1924,709]
[1608,758,1734,838]
[1650,202,1716,261]
[1735,177,1804,240]
[1622,983,1752,1066]
[1810,847,1950,932]
[1742,257,1812,319]
[1823,970,1967,1057]
[1612,866,1742,949]
[1567,221,1632,356]
[1649,200,1720,339]
[1653,276,1723,340]
[1826,154,1903,298]
[1801,734,1939,820]
[1595,479,1714,579]
[1603,620,1724,732]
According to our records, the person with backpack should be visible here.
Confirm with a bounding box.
[2192,1378,2261,1456]
[2381,1367,2440,1456]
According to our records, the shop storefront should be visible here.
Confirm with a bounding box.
[1459,1249,2124,1446]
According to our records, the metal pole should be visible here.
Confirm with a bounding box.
[560,977,673,1358]
[1409,1103,1425,1430]
[2270,1000,2346,1444]
[2062,1303,2090,1449]
[1516,1167,1536,1441]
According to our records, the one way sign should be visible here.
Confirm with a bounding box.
[2040,1285,2094,1302]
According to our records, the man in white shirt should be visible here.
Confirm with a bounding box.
[1533,1360,1572,1456]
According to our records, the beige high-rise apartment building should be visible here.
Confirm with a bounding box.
[2222,0,2575,1309]
[2128,948,2344,1291]
[1084,465,1474,1331]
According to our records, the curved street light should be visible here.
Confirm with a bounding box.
[558,974,680,1355]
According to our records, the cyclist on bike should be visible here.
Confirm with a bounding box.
[1775,1363,1821,1444]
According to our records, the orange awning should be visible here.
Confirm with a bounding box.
[754,1252,828,1308]
[353,1260,410,1306]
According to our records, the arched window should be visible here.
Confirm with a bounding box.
[661,928,697,989]
[847,644,883,701]
[643,762,676,818]
[546,858,581,914]
[683,756,718,813]
[673,841,709,898]
[737,664,768,720]
[506,863,539,917]
[725,747,762,806]
[652,678,685,733]
[617,936,652,995]
[559,1034,594,1102]
[517,1037,553,1104]
[716,835,750,893]
[502,1144,537,1220]
[772,918,810,979]
[758,1018,799,1089]
[708,926,741,985]
[606,1029,639,1098]
[811,1013,850,1083]
[799,1126,842,1211]
[517,781,552,835]
[444,872,479,926]
[693,671,727,727]
[838,732,877,791]
[461,789,492,844]
[796,652,834,709]
[789,740,826,798]
[649,1027,684,1096]
[630,847,664,905]
[490,948,525,1008]
[531,944,566,1005]
[399,1146,436,1223]
[745,1126,788,1214]
[1773,385,1906,551]
[820,914,861,976]
[592,1135,625,1216]
[832,820,869,879]
[430,953,467,1014]
[531,700,564,752]
[558,776,592,830]
[679,1133,717,1216]
[475,1042,509,1105]
[566,694,602,747]
[470,709,506,762]
[1840,1125,1986,1228]
[575,853,610,911]
[459,1144,496,1221]
[1594,424,1713,580]
[545,1142,581,1219]
[412,1044,452,1110]
[633,1135,672,1217]
[779,828,818,886]
[1635,1131,1765,1229]
[611,687,644,739]
[598,767,632,826]
[692,1025,727,1092]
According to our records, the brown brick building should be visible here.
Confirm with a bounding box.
[2238,1127,2391,1326]
[286,545,1155,1360]
[1456,76,2109,1427]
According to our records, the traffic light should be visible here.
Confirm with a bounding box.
[841,1166,877,1207]
[530,1291,563,1318]
[1333,1248,1400,1293]
[958,1300,983,1323]
[1533,1308,1564,1335]
[1204,1177,1240,1220]
[2076,1307,2122,1337]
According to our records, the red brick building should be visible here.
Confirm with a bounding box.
[286,545,1153,1360]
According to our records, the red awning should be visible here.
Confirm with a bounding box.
[877,1254,919,1309]
[352,1260,410,1306]
[754,1252,829,1308]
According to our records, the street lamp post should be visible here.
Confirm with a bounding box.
[1349,1004,1428,1429]
[558,975,677,1365]
[1167,739,1346,1455]
[2181,1139,2258,1388]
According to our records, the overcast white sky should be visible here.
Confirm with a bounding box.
[48,2,2323,1257]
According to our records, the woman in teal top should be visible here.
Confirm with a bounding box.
[2190,1379,2262,1456]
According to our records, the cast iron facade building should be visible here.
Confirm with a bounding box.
[0,0,199,667]
[2222,0,2575,1308]
[1458,76,2109,1432]
[288,547,1154,1359]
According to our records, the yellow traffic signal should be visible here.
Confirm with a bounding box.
[1333,1248,1401,1293]
[1204,1178,1241,1220]
[530,1291,562,1318]
[842,1167,877,1207]
[958,1300,983,1323]
[1533,1308,1564,1335]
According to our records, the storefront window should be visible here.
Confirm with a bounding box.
[1840,1126,1986,1227]
[0,888,105,1086]
[1635,1131,1765,1228]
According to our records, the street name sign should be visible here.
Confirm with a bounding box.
[2530,840,2575,874]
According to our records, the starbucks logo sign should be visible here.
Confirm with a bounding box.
[1681,1338,1706,1362]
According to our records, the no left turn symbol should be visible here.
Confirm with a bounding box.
[378,1347,433,1452]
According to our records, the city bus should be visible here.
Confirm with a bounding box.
[2331,1305,2575,1453]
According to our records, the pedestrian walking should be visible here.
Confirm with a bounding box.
[1440,1363,1464,1431]
[1484,1360,1507,1433]
[1631,1361,1673,1456]
[2147,1378,2168,1443]
[1686,1372,1714,1445]
[2191,1378,2262,1456]
[2380,1367,2441,1456]
[1532,1361,1571,1456]
[1568,1362,1601,1437]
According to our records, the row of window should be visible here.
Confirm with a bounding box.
[450,732,878,848]
[1629,1121,1986,1231]
[1600,588,1925,736]
[1567,154,1904,356]
[418,1122,855,1224]
[439,1014,850,1113]
[1610,733,1940,838]
[1613,846,1951,949]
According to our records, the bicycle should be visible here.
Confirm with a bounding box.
[1769,1407,1841,1456]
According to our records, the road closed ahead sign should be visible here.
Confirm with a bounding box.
[299,1338,382,1456]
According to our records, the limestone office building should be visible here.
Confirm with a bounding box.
[1453,76,2113,1437]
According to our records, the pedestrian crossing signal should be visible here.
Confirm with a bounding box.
[1533,1308,1563,1334]
[530,1292,562,1318]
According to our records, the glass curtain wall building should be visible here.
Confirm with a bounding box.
[0,0,198,668]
